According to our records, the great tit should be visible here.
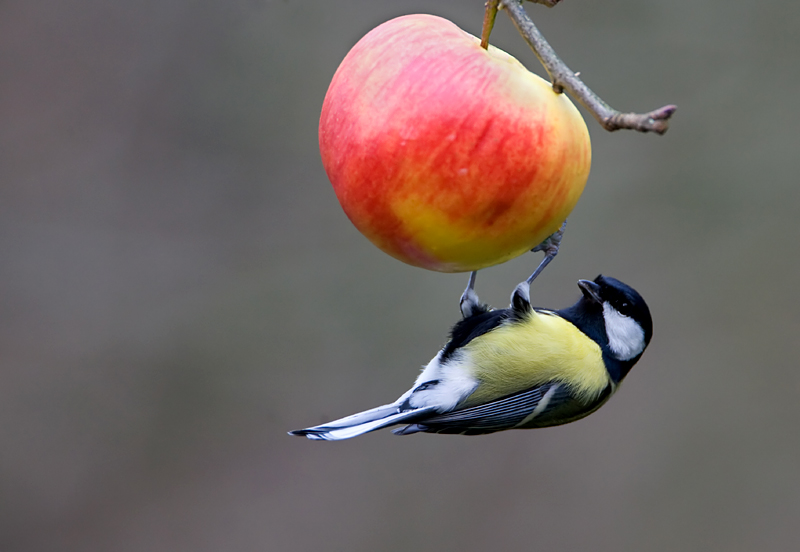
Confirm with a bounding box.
[289,273,652,440]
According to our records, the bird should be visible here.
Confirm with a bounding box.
[289,269,652,440]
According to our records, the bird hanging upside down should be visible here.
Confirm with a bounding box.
[290,222,652,440]
[289,270,652,440]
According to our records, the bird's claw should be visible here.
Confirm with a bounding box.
[525,221,567,286]
[531,221,566,256]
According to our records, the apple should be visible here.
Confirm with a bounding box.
[319,14,591,273]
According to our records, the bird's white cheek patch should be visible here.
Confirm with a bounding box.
[603,303,646,361]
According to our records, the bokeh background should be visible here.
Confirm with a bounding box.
[2,0,799,550]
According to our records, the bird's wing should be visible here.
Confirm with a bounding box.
[394,382,612,436]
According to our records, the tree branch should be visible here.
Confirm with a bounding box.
[500,0,677,134]
[526,0,562,7]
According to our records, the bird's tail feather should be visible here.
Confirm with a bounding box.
[289,405,437,441]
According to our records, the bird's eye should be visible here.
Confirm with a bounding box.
[617,301,631,315]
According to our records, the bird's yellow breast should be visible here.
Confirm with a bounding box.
[460,310,609,406]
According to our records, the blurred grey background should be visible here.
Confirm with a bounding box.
[2,0,799,550]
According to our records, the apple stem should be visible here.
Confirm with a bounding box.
[500,0,677,134]
[480,0,500,50]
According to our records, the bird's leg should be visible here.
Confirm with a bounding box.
[511,221,567,309]
[527,220,567,286]
[459,270,481,318]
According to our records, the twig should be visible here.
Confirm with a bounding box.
[526,0,562,6]
[500,0,677,134]
[480,1,500,50]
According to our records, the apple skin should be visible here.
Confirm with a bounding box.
[319,14,591,273]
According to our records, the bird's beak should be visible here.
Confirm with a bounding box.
[578,279,602,303]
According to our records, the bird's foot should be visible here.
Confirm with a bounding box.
[526,220,567,286]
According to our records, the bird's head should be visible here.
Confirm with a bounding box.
[577,275,652,363]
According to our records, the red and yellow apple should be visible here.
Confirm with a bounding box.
[319,14,591,273]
